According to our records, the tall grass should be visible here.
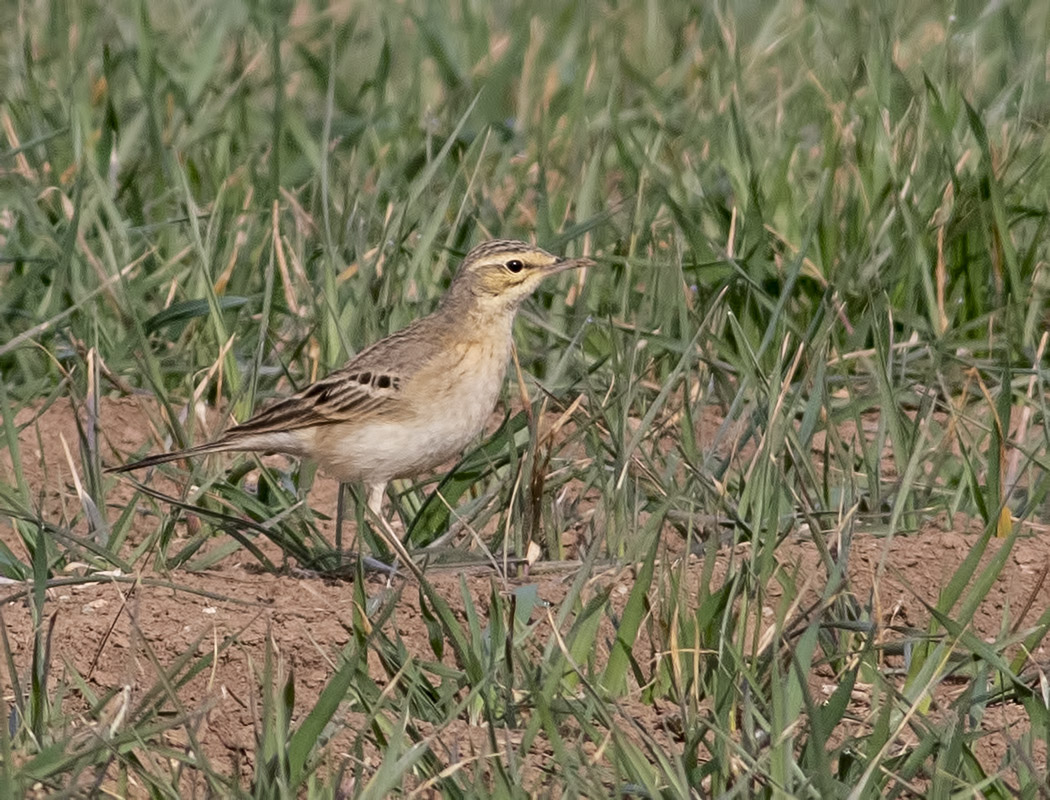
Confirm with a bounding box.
[1,0,1048,795]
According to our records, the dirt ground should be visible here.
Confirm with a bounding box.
[2,396,1048,794]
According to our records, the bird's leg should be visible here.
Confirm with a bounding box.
[364,481,424,582]
[366,482,386,520]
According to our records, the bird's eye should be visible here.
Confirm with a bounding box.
[506,259,524,273]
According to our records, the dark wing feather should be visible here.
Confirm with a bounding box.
[221,365,405,441]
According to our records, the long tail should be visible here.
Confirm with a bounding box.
[105,441,234,474]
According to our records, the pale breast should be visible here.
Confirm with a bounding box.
[309,332,512,484]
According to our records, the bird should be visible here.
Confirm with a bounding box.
[108,239,595,579]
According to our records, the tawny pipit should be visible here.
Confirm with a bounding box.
[109,239,594,577]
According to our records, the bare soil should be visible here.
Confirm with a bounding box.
[2,396,1048,794]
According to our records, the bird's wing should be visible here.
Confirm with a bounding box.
[106,366,408,472]
[107,316,440,472]
[224,318,439,441]
[221,363,409,441]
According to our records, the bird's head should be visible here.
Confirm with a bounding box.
[446,239,594,311]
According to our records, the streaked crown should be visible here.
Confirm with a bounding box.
[446,238,587,307]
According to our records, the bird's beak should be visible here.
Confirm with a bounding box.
[548,256,596,275]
